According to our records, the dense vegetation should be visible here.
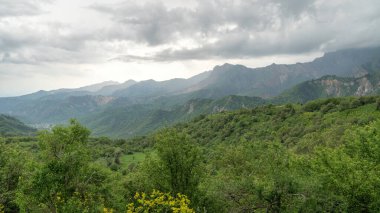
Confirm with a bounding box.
[0,115,36,137]
[1,96,380,212]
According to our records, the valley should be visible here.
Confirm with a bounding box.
[1,47,380,138]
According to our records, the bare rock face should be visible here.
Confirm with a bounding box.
[95,96,115,105]
[321,79,343,96]
[355,78,374,96]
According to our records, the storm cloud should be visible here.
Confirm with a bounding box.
[92,0,380,61]
[2,0,380,64]
[0,0,379,96]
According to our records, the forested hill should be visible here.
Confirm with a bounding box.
[1,96,380,212]
[123,96,380,211]
[82,95,266,138]
[164,96,380,148]
[0,114,36,136]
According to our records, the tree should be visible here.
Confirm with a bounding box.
[0,140,27,212]
[309,120,380,212]
[207,141,302,212]
[129,129,204,209]
[16,120,113,212]
[154,130,203,200]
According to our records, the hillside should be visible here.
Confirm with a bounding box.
[276,59,380,103]
[82,95,266,138]
[2,96,380,212]
[0,114,36,136]
[168,96,380,147]
[119,96,380,212]
[0,47,379,136]
[5,95,115,124]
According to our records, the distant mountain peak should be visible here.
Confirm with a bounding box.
[79,81,120,92]
[123,80,137,84]
[212,63,248,72]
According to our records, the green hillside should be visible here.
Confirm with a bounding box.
[172,96,380,147]
[0,114,36,136]
[123,96,380,212]
[2,96,380,212]
[82,95,266,138]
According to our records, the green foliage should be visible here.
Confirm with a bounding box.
[82,95,266,138]
[2,96,380,212]
[305,120,380,212]
[0,140,29,212]
[154,130,203,199]
[127,130,204,207]
[16,120,120,212]
[205,142,302,212]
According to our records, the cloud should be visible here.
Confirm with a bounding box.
[1,0,380,65]
[91,0,380,61]
[90,0,317,45]
[0,0,52,17]
[0,20,98,64]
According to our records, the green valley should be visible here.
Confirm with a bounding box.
[1,96,380,212]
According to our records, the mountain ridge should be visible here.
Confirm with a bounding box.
[1,47,380,137]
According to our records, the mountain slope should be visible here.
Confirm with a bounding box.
[112,71,212,98]
[0,47,379,131]
[168,96,380,146]
[276,59,380,103]
[97,80,137,96]
[10,95,115,124]
[185,47,380,98]
[0,114,36,136]
[82,95,266,138]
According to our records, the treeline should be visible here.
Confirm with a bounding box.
[1,96,380,212]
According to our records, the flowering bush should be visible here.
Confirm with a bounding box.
[126,190,194,213]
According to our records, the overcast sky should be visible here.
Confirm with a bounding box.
[0,0,379,96]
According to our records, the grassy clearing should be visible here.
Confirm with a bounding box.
[121,152,147,166]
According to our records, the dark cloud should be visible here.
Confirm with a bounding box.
[1,0,380,65]
[92,0,380,61]
[90,0,317,45]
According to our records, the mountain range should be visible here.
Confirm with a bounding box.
[1,46,380,137]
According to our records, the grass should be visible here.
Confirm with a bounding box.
[121,152,147,167]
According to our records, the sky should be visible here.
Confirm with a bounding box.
[0,0,380,97]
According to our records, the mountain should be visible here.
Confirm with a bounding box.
[106,47,380,100]
[17,81,119,101]
[97,80,137,96]
[111,71,211,99]
[0,47,380,136]
[81,95,266,138]
[0,114,36,136]
[185,47,380,98]
[5,95,115,124]
[276,59,380,103]
[77,81,119,92]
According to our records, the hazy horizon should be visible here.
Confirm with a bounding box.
[1,53,326,97]
[1,0,379,96]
